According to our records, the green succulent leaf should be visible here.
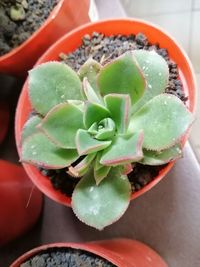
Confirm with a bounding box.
[94,118,116,140]
[82,77,103,105]
[76,129,112,156]
[39,102,84,149]
[21,132,79,169]
[68,153,96,177]
[87,122,98,135]
[84,102,111,129]
[94,165,111,185]
[100,131,144,166]
[29,62,83,115]
[98,52,146,105]
[78,58,102,92]
[72,167,131,230]
[131,50,169,113]
[129,94,194,150]
[104,94,131,133]
[94,152,104,170]
[141,144,183,165]
[22,115,42,143]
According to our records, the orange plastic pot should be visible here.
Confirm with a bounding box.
[0,160,43,246]
[15,19,197,207]
[10,239,168,267]
[0,0,90,77]
[0,102,9,144]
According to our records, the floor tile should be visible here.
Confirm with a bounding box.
[190,73,200,162]
[190,11,200,72]
[143,12,191,53]
[120,0,192,16]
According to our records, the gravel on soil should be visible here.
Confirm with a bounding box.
[0,0,58,56]
[20,247,116,267]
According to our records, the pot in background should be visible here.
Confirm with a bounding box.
[0,0,90,76]
[0,102,9,144]
[10,239,168,267]
[15,19,197,207]
[0,160,43,246]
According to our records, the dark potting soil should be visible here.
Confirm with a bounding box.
[0,0,58,56]
[20,247,116,267]
[38,32,187,196]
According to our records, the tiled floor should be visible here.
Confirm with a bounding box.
[120,0,200,161]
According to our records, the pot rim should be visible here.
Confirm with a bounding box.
[15,18,197,207]
[0,0,64,61]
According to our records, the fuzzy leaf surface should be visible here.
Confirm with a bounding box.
[84,102,110,129]
[78,58,102,92]
[22,132,79,169]
[22,115,42,143]
[100,131,144,166]
[141,144,183,165]
[39,103,84,149]
[129,94,194,150]
[104,94,131,133]
[131,50,169,113]
[76,129,111,156]
[29,62,83,115]
[72,167,131,230]
[98,52,146,105]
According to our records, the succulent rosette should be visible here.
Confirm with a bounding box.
[21,50,193,230]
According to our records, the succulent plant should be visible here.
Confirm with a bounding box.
[0,0,28,21]
[21,50,193,230]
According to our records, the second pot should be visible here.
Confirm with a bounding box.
[10,239,168,267]
[0,0,90,76]
[0,160,43,246]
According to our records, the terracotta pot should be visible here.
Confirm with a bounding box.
[10,238,168,267]
[0,0,90,77]
[0,160,43,246]
[15,19,197,207]
[0,102,9,144]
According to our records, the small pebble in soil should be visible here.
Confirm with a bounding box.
[0,0,58,56]
[20,248,116,267]
[40,32,187,196]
